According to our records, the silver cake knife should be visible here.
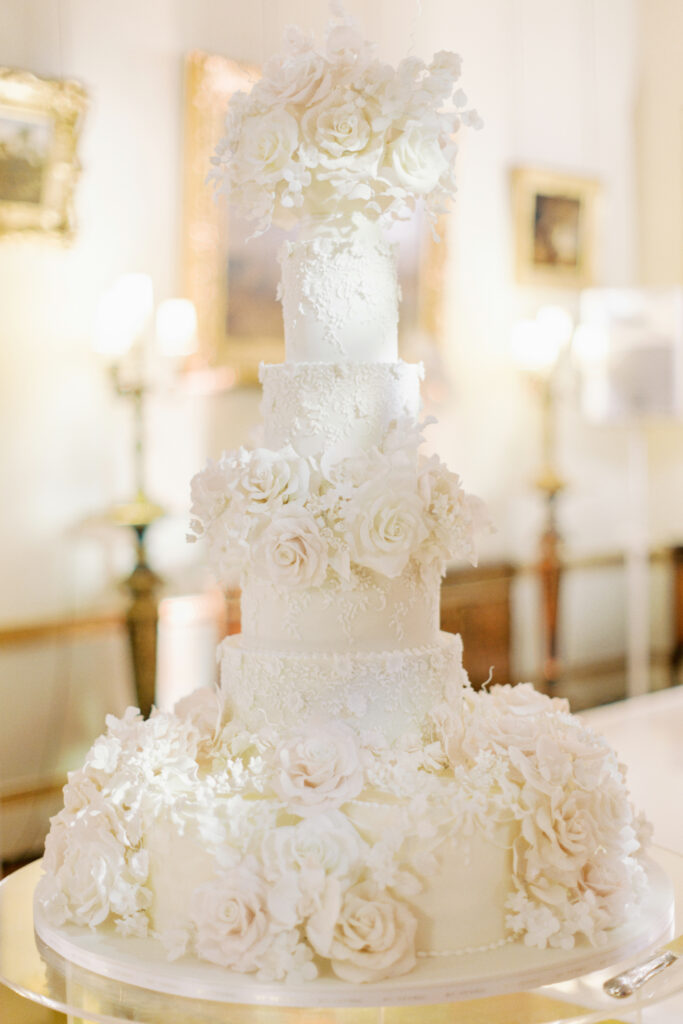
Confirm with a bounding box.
[604,935,683,998]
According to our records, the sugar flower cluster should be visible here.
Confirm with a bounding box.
[188,420,488,587]
[37,682,649,982]
[210,11,481,235]
[431,683,651,950]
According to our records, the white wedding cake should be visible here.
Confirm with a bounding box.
[36,13,650,989]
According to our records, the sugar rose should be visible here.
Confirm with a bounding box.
[235,109,298,184]
[262,812,366,927]
[252,508,328,587]
[235,446,310,510]
[272,722,364,816]
[257,44,332,108]
[302,93,378,171]
[189,456,232,533]
[191,859,273,972]
[386,127,448,194]
[174,687,225,744]
[307,882,417,983]
[348,476,428,577]
[39,814,149,928]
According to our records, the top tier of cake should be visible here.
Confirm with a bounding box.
[278,223,399,364]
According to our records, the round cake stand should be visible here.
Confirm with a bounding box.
[1,848,682,1024]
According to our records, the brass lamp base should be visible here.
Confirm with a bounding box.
[106,496,165,718]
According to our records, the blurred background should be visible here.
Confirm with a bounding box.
[1,0,682,872]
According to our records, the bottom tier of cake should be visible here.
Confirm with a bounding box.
[34,675,651,985]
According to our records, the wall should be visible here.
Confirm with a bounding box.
[635,0,683,551]
[0,0,661,813]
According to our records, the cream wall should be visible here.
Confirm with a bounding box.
[635,0,683,552]
[0,0,675,809]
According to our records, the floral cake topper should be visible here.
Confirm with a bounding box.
[210,5,482,235]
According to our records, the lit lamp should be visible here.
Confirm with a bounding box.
[95,274,198,716]
[511,305,573,691]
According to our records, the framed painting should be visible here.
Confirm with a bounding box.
[0,68,87,241]
[182,51,447,385]
[511,167,600,289]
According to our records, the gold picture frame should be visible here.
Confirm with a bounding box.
[0,68,87,241]
[511,167,600,288]
[182,51,447,385]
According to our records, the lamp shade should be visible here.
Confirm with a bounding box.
[155,299,198,357]
[94,273,154,357]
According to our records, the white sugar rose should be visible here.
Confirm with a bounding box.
[236,446,310,510]
[583,852,638,922]
[191,859,273,972]
[262,812,366,927]
[235,109,298,184]
[257,45,333,108]
[252,509,328,587]
[189,456,234,534]
[460,684,568,761]
[174,687,225,744]
[307,882,417,983]
[302,93,379,173]
[39,815,149,928]
[348,477,428,577]
[272,722,364,816]
[386,127,448,194]
[521,790,599,883]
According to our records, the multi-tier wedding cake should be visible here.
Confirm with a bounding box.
[36,12,650,989]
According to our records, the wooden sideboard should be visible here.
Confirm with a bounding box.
[440,563,515,687]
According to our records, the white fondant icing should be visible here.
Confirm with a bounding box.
[278,228,400,363]
[239,561,441,652]
[220,631,464,738]
[259,361,423,457]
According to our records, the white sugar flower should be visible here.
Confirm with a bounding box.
[234,109,299,184]
[38,814,150,929]
[272,721,364,816]
[347,475,428,577]
[252,508,328,587]
[302,93,378,172]
[262,812,366,927]
[418,455,488,565]
[174,687,225,745]
[211,15,478,233]
[190,858,273,972]
[257,41,333,109]
[384,126,448,194]
[205,514,249,584]
[235,446,310,510]
[307,881,417,983]
[189,456,236,536]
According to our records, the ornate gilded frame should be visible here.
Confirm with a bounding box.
[182,51,448,385]
[511,167,601,289]
[0,68,87,241]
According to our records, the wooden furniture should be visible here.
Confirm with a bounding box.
[672,546,683,685]
[440,563,515,687]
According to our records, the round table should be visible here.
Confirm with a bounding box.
[2,848,683,1024]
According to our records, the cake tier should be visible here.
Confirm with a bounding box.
[259,360,423,457]
[279,227,399,363]
[144,796,513,962]
[219,631,464,739]
[240,562,441,653]
[35,681,650,984]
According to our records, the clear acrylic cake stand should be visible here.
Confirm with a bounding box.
[2,848,683,1024]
